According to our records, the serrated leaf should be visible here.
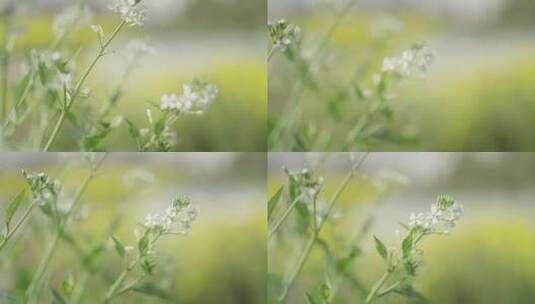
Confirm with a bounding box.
[267,186,283,221]
[373,235,388,260]
[111,236,126,258]
[4,190,26,231]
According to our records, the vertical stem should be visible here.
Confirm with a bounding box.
[69,271,90,304]
[278,153,368,302]
[24,157,106,303]
[365,270,390,303]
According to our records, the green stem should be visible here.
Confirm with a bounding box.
[268,196,300,239]
[43,20,126,151]
[0,202,34,251]
[25,157,105,303]
[1,18,9,123]
[366,270,391,303]
[104,268,130,303]
[25,232,60,304]
[69,271,90,304]
[278,153,368,302]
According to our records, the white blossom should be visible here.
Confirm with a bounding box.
[143,196,198,235]
[159,80,218,114]
[268,19,301,53]
[409,195,463,233]
[109,0,147,27]
[381,46,434,78]
[22,170,61,206]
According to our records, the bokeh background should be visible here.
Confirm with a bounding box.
[1,0,266,151]
[269,0,535,151]
[0,153,266,303]
[269,152,535,303]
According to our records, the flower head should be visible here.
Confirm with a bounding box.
[22,170,61,206]
[159,80,218,114]
[143,195,198,235]
[268,19,301,53]
[109,0,147,27]
[409,195,463,233]
[381,45,434,78]
[285,168,324,203]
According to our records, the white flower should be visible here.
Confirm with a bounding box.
[143,196,198,235]
[22,170,61,206]
[268,19,301,52]
[109,0,147,27]
[159,80,218,114]
[409,195,463,233]
[381,46,434,78]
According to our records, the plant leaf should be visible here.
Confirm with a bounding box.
[267,186,283,221]
[4,190,26,231]
[373,235,388,260]
[402,232,413,258]
[111,236,126,258]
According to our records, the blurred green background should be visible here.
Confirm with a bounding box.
[268,152,535,303]
[269,0,535,151]
[1,0,266,151]
[0,153,266,303]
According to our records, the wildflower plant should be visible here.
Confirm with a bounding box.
[0,155,199,303]
[104,196,198,302]
[268,2,435,151]
[268,153,463,303]
[0,1,218,151]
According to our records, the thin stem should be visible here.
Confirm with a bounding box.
[0,202,34,251]
[278,153,369,302]
[25,157,106,303]
[69,271,90,304]
[267,46,276,62]
[366,270,391,303]
[268,196,300,239]
[104,268,130,303]
[43,21,126,151]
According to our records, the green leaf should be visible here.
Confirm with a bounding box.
[111,236,126,258]
[132,282,172,300]
[373,235,388,260]
[82,244,105,272]
[82,127,111,152]
[4,190,26,231]
[267,186,283,221]
[402,232,413,258]
[336,246,361,273]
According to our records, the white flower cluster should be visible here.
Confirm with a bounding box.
[144,196,198,235]
[381,46,434,78]
[109,0,147,27]
[409,195,463,233]
[285,168,324,203]
[268,19,301,53]
[53,4,93,38]
[22,170,61,206]
[159,80,218,114]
